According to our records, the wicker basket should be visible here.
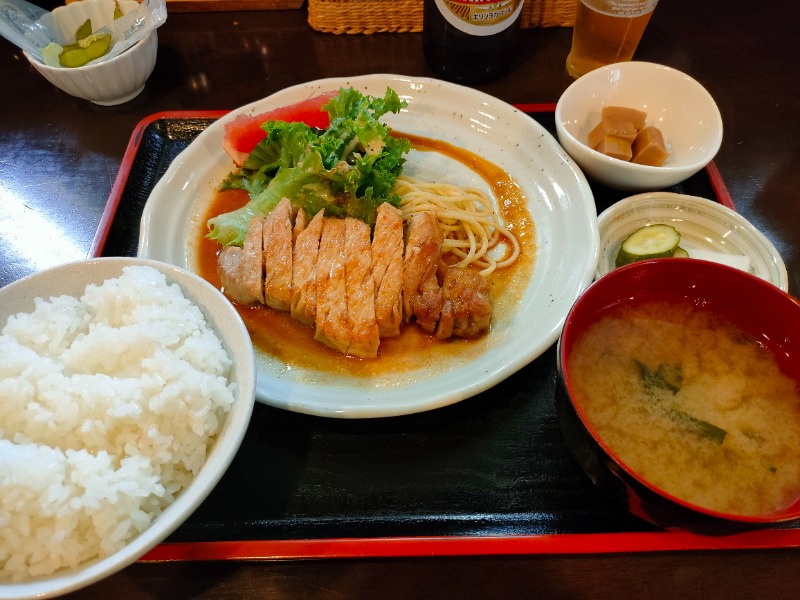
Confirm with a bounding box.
[308,0,576,35]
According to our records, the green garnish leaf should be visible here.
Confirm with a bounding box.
[207,87,410,247]
[634,360,726,444]
[635,360,683,394]
[669,409,728,445]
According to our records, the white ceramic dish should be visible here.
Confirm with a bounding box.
[0,257,256,600]
[596,192,788,291]
[138,74,599,419]
[24,0,157,106]
[555,62,723,192]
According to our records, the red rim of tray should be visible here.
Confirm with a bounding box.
[94,105,783,565]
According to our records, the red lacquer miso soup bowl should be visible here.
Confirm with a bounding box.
[555,258,800,534]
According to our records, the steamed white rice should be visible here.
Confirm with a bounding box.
[0,265,237,582]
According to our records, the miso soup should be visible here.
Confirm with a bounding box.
[567,300,800,517]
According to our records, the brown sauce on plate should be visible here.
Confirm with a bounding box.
[194,133,536,376]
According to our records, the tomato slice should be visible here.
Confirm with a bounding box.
[222,91,337,165]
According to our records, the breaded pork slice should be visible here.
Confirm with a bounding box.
[344,217,380,358]
[262,197,294,311]
[291,209,325,326]
[371,203,404,337]
[435,266,492,339]
[403,211,444,333]
[217,216,265,305]
[314,218,349,354]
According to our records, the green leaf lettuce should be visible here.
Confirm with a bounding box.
[207,87,410,246]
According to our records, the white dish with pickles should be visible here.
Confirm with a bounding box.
[596,192,788,291]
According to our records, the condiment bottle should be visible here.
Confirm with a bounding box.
[423,0,525,85]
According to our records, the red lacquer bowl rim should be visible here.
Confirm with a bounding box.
[559,258,800,525]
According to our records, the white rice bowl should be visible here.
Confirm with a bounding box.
[0,258,256,599]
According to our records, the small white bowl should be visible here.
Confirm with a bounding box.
[24,0,157,106]
[555,62,723,191]
[0,257,256,600]
[596,192,788,291]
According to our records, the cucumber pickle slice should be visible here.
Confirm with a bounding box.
[615,224,682,267]
[58,18,113,68]
[673,246,690,258]
[59,34,112,68]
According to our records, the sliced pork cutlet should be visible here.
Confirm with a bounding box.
[403,211,444,333]
[313,217,350,354]
[371,203,404,337]
[344,217,380,358]
[435,266,492,339]
[290,209,325,326]
[217,216,265,305]
[262,197,294,311]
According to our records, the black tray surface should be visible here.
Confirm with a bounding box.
[102,112,787,544]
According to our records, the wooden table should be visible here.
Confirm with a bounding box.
[2,1,799,597]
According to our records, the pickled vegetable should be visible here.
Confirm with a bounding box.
[615,224,682,267]
[57,18,113,68]
[59,33,112,68]
[74,18,93,42]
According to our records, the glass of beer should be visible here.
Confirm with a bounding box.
[566,0,659,79]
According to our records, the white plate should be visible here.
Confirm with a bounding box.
[596,192,788,291]
[138,74,599,418]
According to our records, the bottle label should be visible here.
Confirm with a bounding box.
[433,0,525,37]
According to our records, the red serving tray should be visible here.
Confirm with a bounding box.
[93,106,798,564]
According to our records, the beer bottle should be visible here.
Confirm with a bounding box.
[423,0,525,85]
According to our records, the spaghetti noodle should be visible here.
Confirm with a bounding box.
[395,175,521,276]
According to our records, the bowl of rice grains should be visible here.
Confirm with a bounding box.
[556,258,800,534]
[0,257,256,599]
